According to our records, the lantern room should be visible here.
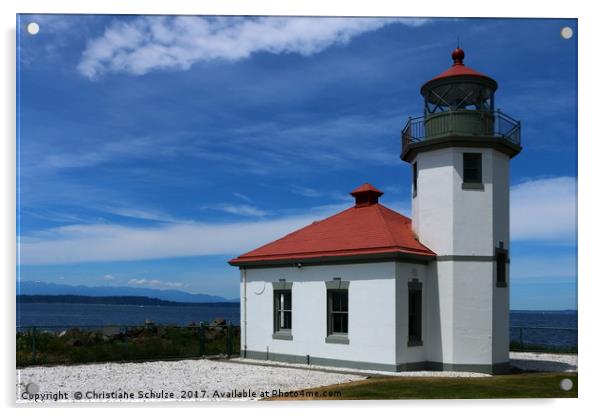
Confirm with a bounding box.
[401,47,522,162]
[421,47,497,115]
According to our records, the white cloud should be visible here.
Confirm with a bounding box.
[18,177,576,265]
[77,16,429,78]
[127,278,185,288]
[215,204,268,218]
[19,214,322,265]
[510,176,576,243]
[232,192,252,203]
[102,274,115,281]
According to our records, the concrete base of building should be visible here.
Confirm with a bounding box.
[242,350,510,375]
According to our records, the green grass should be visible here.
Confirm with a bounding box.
[271,372,578,400]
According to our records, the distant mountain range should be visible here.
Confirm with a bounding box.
[17,281,238,303]
[16,294,240,306]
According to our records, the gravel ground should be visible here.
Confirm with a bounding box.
[510,352,577,373]
[16,359,364,403]
[16,352,577,403]
[232,351,578,377]
[230,358,492,378]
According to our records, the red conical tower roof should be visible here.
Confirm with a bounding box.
[421,47,497,95]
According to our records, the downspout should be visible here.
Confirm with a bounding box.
[242,267,248,358]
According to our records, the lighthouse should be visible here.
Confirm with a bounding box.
[229,47,521,374]
[401,47,522,372]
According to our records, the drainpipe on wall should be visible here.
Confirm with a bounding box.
[242,267,248,358]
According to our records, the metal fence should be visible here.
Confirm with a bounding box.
[16,323,576,367]
[17,322,240,367]
[510,326,577,352]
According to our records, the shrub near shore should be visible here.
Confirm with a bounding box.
[17,319,240,367]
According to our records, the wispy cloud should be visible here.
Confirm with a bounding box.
[78,16,429,79]
[19,215,317,265]
[201,203,269,218]
[127,278,186,288]
[102,274,115,281]
[232,192,252,203]
[510,176,576,243]
[18,176,576,265]
[99,205,179,223]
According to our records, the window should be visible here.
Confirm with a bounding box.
[463,153,482,184]
[408,279,423,346]
[327,290,348,335]
[412,162,418,197]
[273,290,292,332]
[496,249,508,288]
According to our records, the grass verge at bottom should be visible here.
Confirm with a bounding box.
[267,372,577,400]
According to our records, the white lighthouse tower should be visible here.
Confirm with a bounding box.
[401,47,522,372]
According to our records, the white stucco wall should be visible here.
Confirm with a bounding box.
[412,145,512,368]
[412,146,505,256]
[240,262,399,366]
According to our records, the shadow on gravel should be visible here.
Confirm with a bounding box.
[511,358,576,373]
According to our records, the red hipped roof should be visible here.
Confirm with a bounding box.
[229,183,435,266]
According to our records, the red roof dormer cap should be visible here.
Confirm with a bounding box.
[350,183,383,207]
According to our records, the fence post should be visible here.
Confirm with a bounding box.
[31,327,37,365]
[226,322,232,358]
[519,327,524,350]
[199,322,205,357]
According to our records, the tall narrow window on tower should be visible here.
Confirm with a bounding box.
[462,153,483,188]
[408,279,423,346]
[496,248,508,288]
[412,161,418,197]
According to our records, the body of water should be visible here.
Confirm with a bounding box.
[510,310,577,349]
[17,302,240,328]
[16,303,577,349]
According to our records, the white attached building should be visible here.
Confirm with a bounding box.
[229,47,522,374]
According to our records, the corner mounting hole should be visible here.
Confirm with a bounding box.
[26,22,40,35]
[560,26,573,39]
[560,378,573,391]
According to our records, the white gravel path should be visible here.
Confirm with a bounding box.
[230,358,492,377]
[510,352,577,373]
[16,359,364,403]
[16,352,577,403]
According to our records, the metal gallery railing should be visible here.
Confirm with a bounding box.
[401,109,521,155]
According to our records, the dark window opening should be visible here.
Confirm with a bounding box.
[496,251,508,288]
[408,280,422,346]
[327,290,348,335]
[463,153,482,184]
[412,162,418,197]
[274,290,292,332]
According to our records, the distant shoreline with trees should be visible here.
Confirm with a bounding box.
[17,294,240,307]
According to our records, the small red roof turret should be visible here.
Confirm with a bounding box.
[350,183,384,207]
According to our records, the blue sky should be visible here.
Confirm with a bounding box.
[16,15,577,309]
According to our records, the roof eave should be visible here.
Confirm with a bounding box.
[228,250,436,269]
